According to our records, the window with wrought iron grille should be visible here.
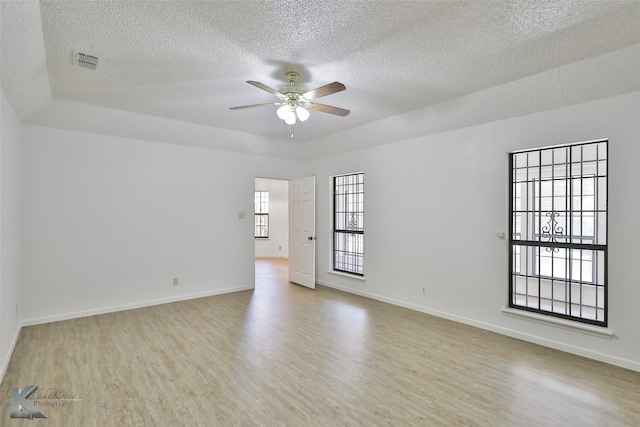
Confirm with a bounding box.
[333,173,364,276]
[254,191,269,238]
[510,140,607,326]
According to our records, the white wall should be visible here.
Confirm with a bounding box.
[310,91,640,372]
[1,90,22,380]
[254,177,289,259]
[21,125,304,324]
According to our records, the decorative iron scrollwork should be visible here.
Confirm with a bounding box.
[347,212,357,230]
[541,212,563,252]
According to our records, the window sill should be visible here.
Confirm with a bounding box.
[501,307,614,339]
[327,270,365,282]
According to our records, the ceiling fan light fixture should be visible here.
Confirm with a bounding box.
[284,111,296,125]
[277,103,298,125]
[276,104,290,120]
[296,106,310,122]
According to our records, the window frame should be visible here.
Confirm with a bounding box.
[509,140,608,327]
[254,191,269,239]
[332,172,365,277]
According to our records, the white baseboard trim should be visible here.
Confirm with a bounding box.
[317,279,640,373]
[22,285,254,327]
[0,321,23,384]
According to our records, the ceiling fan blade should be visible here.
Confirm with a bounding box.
[307,102,350,117]
[246,81,283,98]
[303,82,346,99]
[230,102,279,110]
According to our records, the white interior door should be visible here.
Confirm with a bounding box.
[289,176,315,289]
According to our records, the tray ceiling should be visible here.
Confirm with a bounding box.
[2,1,640,144]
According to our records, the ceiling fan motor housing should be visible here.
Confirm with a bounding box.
[280,71,305,99]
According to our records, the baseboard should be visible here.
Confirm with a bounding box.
[22,285,254,327]
[0,321,23,385]
[317,279,640,373]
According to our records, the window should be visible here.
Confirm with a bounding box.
[254,191,269,238]
[510,140,608,326]
[333,173,364,276]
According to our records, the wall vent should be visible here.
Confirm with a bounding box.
[77,52,98,69]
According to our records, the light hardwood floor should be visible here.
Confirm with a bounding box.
[1,258,639,426]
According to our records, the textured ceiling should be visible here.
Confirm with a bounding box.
[2,1,640,143]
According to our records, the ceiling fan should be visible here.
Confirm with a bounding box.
[230,71,350,132]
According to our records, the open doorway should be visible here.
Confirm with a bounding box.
[254,177,289,288]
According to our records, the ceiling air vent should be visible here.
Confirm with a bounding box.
[77,52,98,70]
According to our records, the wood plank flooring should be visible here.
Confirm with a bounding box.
[1,258,639,426]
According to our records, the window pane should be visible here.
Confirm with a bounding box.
[254,191,269,238]
[597,212,607,245]
[333,173,364,275]
[254,191,269,214]
[582,143,598,161]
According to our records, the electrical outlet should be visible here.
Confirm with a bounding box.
[421,286,427,295]
[173,277,179,286]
